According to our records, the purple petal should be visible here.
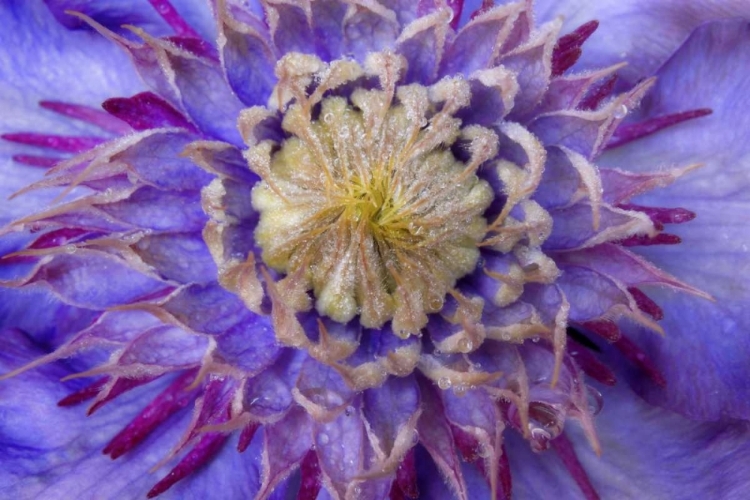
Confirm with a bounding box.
[0,328,192,498]
[5,250,168,309]
[533,0,750,89]
[599,20,750,419]
[314,400,366,499]
[43,0,215,41]
[566,384,750,499]
[258,406,313,498]
[216,4,276,107]
[363,375,420,456]
[0,1,143,221]
[133,231,217,283]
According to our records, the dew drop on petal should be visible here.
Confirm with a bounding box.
[586,385,604,416]
[318,433,329,445]
[614,104,628,119]
[437,377,452,390]
[458,338,473,352]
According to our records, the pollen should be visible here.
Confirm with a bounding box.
[245,52,497,337]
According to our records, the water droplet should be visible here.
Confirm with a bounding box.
[437,377,452,390]
[477,443,491,458]
[64,245,77,254]
[430,295,443,311]
[529,425,551,442]
[458,338,473,353]
[411,429,420,445]
[586,385,604,416]
[318,432,330,445]
[531,336,540,343]
[323,112,334,124]
[453,384,467,397]
[613,104,628,119]
[344,405,355,417]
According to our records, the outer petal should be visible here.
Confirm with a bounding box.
[601,20,750,420]
[0,0,143,220]
[43,0,215,40]
[508,383,750,500]
[0,328,263,499]
[532,0,750,88]
[572,384,750,499]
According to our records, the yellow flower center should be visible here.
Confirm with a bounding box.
[245,52,498,336]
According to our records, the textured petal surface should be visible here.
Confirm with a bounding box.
[2,2,750,499]
[573,384,750,499]
[508,383,750,499]
[600,20,750,420]
[533,0,750,88]
[0,328,263,499]
[0,0,143,220]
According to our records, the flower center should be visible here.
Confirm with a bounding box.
[247,52,498,336]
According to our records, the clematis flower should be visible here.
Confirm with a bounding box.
[1,0,749,498]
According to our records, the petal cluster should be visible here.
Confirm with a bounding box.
[1,1,742,500]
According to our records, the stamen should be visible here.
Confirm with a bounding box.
[102,92,198,132]
[607,108,712,149]
[297,449,323,500]
[146,432,229,498]
[551,21,600,76]
[40,100,131,134]
[2,133,105,153]
[567,340,617,386]
[578,75,617,111]
[103,370,199,458]
[88,376,157,415]
[30,228,92,250]
[551,433,601,500]
[237,422,260,453]
[617,204,696,225]
[57,377,108,407]
[627,287,664,321]
[11,155,61,168]
[613,335,667,387]
[391,447,419,499]
[580,319,621,342]
[618,233,682,246]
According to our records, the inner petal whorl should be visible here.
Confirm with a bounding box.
[248,52,497,337]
